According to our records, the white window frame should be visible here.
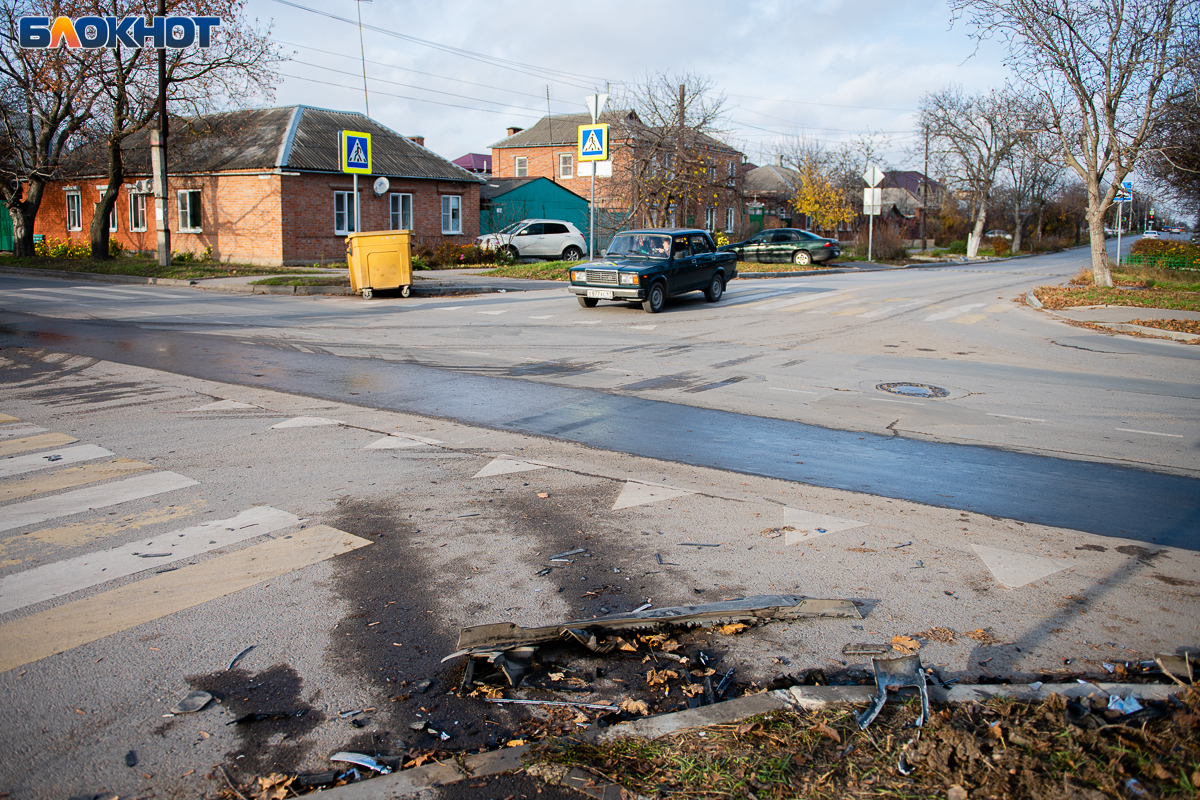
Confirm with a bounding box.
[441,195,462,235]
[65,192,82,231]
[514,156,528,178]
[728,160,736,178]
[558,153,572,179]
[390,193,413,230]
[129,193,147,232]
[725,207,735,231]
[108,204,118,232]
[177,189,202,232]
[334,190,356,235]
[704,206,716,231]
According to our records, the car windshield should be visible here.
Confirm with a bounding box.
[606,233,671,258]
[498,221,525,235]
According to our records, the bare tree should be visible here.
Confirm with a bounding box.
[1002,112,1062,252]
[950,0,1196,285]
[0,1,104,257]
[81,0,283,258]
[920,86,1023,257]
[1142,32,1200,231]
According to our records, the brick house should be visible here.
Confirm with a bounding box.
[36,105,484,265]
[743,158,801,233]
[490,110,745,238]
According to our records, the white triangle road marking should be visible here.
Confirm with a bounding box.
[612,481,694,510]
[473,458,548,478]
[364,436,425,450]
[971,543,1069,588]
[271,416,343,429]
[782,508,867,545]
[190,399,259,411]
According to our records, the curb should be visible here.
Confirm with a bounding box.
[0,264,194,286]
[313,682,1184,799]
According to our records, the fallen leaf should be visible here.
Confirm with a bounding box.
[547,672,565,681]
[645,669,679,686]
[619,698,650,715]
[180,769,194,777]
[506,738,527,747]
[254,773,294,800]
[811,720,841,743]
[918,627,956,643]
[719,623,749,635]
[966,628,1000,645]
[681,684,705,697]
[1151,762,1172,780]
[735,722,761,735]
[537,493,548,498]
[199,731,210,739]
[614,637,639,652]
[891,635,921,654]
[573,712,591,724]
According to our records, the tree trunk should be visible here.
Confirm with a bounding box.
[90,138,125,259]
[966,203,987,258]
[1035,202,1045,243]
[7,179,47,258]
[1086,211,1113,286]
[1011,199,1024,253]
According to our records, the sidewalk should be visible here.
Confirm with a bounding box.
[1027,298,1200,342]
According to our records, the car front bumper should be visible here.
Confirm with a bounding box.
[568,285,645,300]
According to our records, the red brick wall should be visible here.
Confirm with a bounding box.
[35,171,481,266]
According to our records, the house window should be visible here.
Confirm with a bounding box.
[514,156,527,178]
[129,193,147,231]
[559,153,572,179]
[65,192,82,231]
[667,203,676,228]
[334,191,356,235]
[727,160,736,178]
[725,207,735,231]
[704,207,716,231]
[390,193,413,230]
[441,195,461,234]
[109,205,118,232]
[177,189,202,232]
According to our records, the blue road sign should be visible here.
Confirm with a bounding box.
[578,123,608,162]
[340,130,372,174]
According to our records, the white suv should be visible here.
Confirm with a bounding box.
[476,219,587,261]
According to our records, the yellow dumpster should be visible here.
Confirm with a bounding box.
[346,230,413,299]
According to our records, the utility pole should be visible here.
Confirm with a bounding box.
[920,126,929,251]
[677,84,685,227]
[356,0,370,116]
[150,0,170,267]
[546,86,553,183]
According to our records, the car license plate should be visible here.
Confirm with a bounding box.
[586,289,614,299]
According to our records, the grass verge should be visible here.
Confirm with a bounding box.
[481,260,580,281]
[534,691,1200,800]
[1035,264,1200,313]
[737,260,841,273]
[0,254,337,280]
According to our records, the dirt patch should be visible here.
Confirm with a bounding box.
[536,689,1200,800]
[1128,317,1200,335]
[1152,574,1199,588]
[1115,545,1167,562]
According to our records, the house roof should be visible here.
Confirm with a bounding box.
[480,176,586,202]
[453,153,492,172]
[491,110,640,149]
[882,170,942,195]
[744,164,801,197]
[62,105,483,183]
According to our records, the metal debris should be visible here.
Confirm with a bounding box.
[857,654,930,730]
[227,644,257,670]
[550,548,587,559]
[444,595,859,663]
[842,643,890,656]
[330,752,391,774]
[679,542,720,547]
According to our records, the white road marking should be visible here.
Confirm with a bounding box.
[0,425,48,439]
[756,290,844,311]
[1115,428,1183,438]
[473,458,548,478]
[924,303,986,321]
[574,320,601,325]
[270,416,343,429]
[971,543,1070,588]
[364,436,424,450]
[769,387,819,395]
[630,325,657,330]
[189,399,259,411]
[0,472,199,533]
[612,481,694,510]
[858,299,926,318]
[0,444,114,479]
[528,315,554,320]
[988,413,1046,422]
[0,506,301,614]
[783,508,867,545]
[478,310,508,316]
[872,397,924,406]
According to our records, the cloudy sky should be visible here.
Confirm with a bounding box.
[241,0,1015,171]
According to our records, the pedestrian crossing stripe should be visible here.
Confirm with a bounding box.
[0,414,18,423]
[0,471,199,533]
[0,458,153,503]
[0,432,78,458]
[0,525,371,673]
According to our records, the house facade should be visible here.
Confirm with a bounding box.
[490,111,745,238]
[35,106,483,265]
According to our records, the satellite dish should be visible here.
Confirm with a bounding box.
[373,177,390,196]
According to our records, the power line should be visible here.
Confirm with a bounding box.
[277,72,547,117]
[269,0,616,90]
[727,92,917,113]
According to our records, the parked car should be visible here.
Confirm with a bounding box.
[475,219,586,261]
[984,230,1013,240]
[568,229,737,314]
[1142,230,1160,239]
[719,228,840,265]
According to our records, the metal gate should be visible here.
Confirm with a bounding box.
[0,209,12,252]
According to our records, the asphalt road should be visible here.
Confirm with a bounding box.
[1,239,1198,799]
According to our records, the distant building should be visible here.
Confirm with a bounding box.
[453,153,492,177]
[479,177,590,243]
[743,158,801,233]
[35,105,484,265]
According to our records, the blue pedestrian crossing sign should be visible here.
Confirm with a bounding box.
[340,130,372,174]
[578,123,608,162]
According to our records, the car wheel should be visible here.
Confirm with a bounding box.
[642,282,666,314]
[704,274,724,302]
[506,245,519,260]
[793,249,812,266]
[577,296,598,308]
[562,246,583,261]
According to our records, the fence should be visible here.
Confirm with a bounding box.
[1125,253,1200,272]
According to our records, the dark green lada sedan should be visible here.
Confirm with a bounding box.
[568,229,738,313]
[720,228,842,265]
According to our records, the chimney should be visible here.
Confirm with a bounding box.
[408,135,425,147]
[506,126,524,137]
[776,154,783,167]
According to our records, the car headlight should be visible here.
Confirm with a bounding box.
[619,273,639,285]
[571,270,586,282]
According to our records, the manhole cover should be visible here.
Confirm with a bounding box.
[877,382,949,399]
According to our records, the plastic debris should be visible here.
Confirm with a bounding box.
[857,654,930,730]
[1108,694,1144,715]
[330,752,391,775]
[679,542,720,547]
[227,644,257,670]
[170,690,213,714]
[124,750,138,767]
[44,454,62,462]
[414,679,433,693]
[1125,778,1149,797]
[892,541,912,549]
[550,548,587,559]
[633,603,652,612]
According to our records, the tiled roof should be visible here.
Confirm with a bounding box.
[883,170,942,195]
[480,176,586,201]
[62,106,482,183]
[744,164,801,196]
[453,153,492,172]
[491,110,639,148]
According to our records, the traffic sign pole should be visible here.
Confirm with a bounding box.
[582,96,607,260]
[863,165,885,263]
